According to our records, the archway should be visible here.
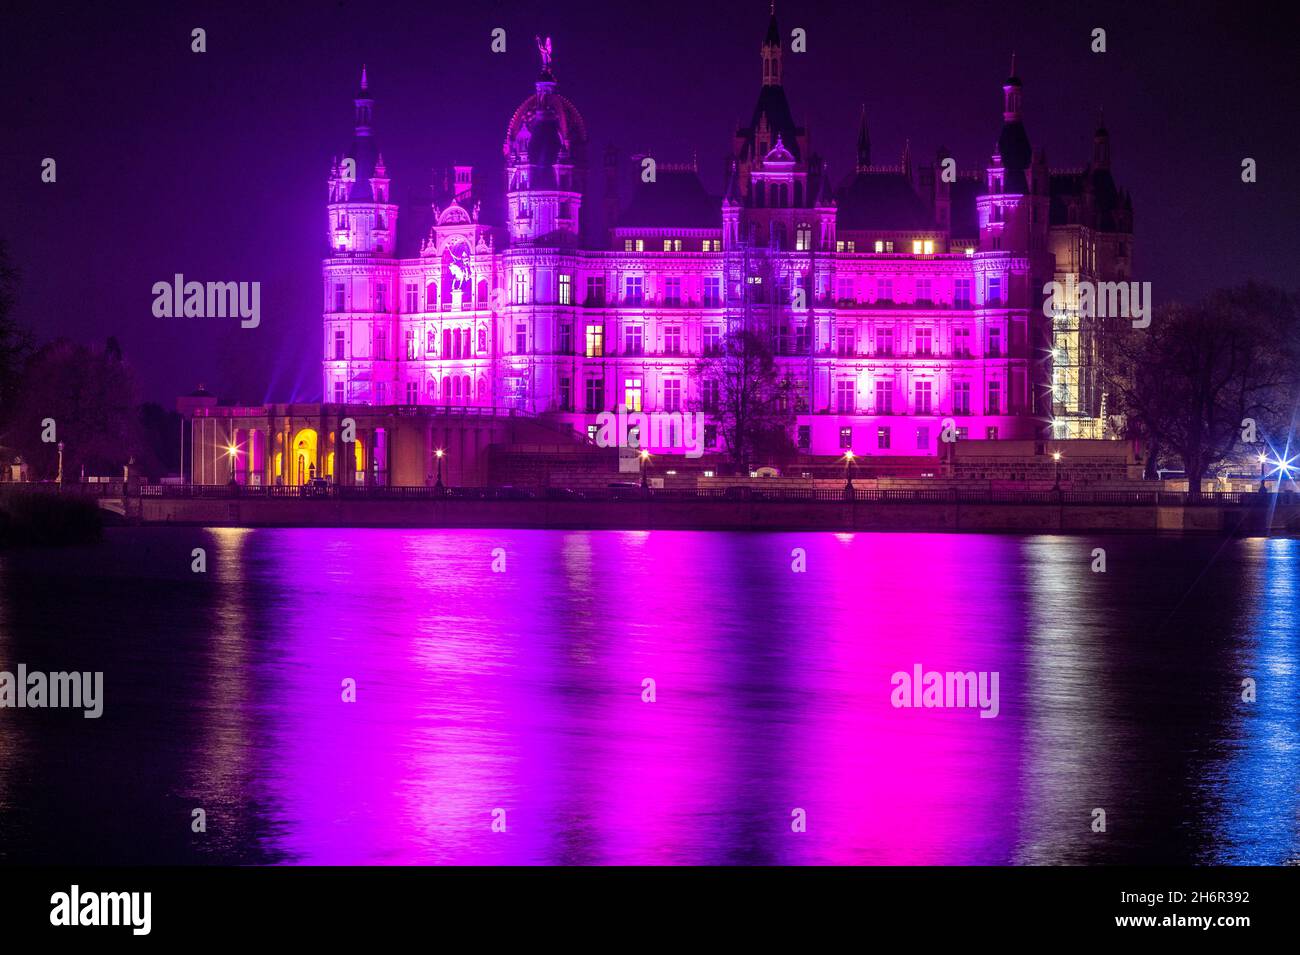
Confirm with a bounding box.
[290,428,319,485]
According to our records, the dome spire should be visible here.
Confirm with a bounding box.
[354,65,374,136]
[856,103,871,171]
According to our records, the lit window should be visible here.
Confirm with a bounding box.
[923,240,934,255]
[585,326,604,358]
[912,240,923,255]
[635,239,644,252]
[559,273,572,305]
[874,240,884,253]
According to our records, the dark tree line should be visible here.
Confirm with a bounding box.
[0,241,181,481]
[1112,283,1300,490]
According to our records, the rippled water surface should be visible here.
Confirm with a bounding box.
[1,528,1297,864]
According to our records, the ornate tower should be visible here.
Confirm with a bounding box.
[323,67,400,407]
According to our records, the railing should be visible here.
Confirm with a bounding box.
[120,483,1296,507]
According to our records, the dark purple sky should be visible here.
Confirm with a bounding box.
[2,0,1296,403]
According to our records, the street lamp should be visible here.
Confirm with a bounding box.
[640,449,651,491]
[843,450,856,498]
[56,441,65,486]
[1259,452,1268,493]
[1052,450,1062,491]
[434,448,445,492]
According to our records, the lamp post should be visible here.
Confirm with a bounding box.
[1052,450,1062,491]
[843,450,855,499]
[434,448,445,493]
[1258,453,1268,493]
[640,449,651,492]
[56,441,65,487]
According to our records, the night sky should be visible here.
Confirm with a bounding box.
[1,0,1295,404]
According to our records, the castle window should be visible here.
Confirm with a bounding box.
[912,240,923,255]
[625,325,643,355]
[405,382,418,405]
[559,273,572,305]
[558,377,571,411]
[663,277,682,306]
[987,277,1003,306]
[703,325,721,355]
[405,329,417,360]
[635,239,645,252]
[840,427,853,450]
[585,276,606,305]
[875,379,893,414]
[478,328,487,354]
[916,426,930,451]
[923,240,934,255]
[795,225,812,251]
[663,379,682,412]
[915,380,933,414]
[877,426,891,450]
[585,325,604,358]
[585,377,604,412]
[515,324,527,354]
[954,381,971,415]
[375,328,387,360]
[513,270,529,304]
[954,328,972,358]
[334,284,346,312]
[987,380,1001,415]
[836,379,855,414]
[703,378,719,412]
[405,284,418,313]
[334,331,345,361]
[559,324,572,355]
[624,276,644,304]
[664,326,682,355]
[954,278,972,308]
[916,279,932,304]
[876,278,894,303]
[333,381,345,404]
[703,277,722,307]
[836,327,855,356]
[624,378,643,413]
[988,325,1002,357]
[624,239,635,252]
[375,284,387,311]
[874,240,884,253]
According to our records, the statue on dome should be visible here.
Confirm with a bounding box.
[536,35,553,72]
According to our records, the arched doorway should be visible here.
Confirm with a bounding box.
[290,428,319,485]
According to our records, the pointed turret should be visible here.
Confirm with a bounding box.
[855,104,871,172]
[761,3,782,87]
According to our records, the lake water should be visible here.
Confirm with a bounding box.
[1,527,1297,865]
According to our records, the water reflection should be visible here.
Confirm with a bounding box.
[0,528,1296,865]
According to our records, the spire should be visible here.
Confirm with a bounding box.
[761,6,782,86]
[855,104,871,171]
[901,138,912,177]
[1002,55,1023,120]
[1092,108,1110,169]
[354,65,374,136]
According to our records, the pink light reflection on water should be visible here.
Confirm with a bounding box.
[233,529,1025,864]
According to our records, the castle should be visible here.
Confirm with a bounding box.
[187,10,1134,487]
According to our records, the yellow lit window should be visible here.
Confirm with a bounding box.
[923,240,934,255]
[874,240,884,253]
[912,240,923,255]
[635,239,644,252]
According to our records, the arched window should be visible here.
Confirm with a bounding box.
[442,377,451,401]
[442,329,451,358]
[477,328,487,354]
[453,377,461,400]
[452,328,461,359]
[426,282,437,310]
[478,376,488,398]
[463,375,472,400]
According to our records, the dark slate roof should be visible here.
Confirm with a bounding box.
[835,171,933,230]
[617,170,719,228]
[764,13,780,46]
[949,177,984,238]
[1049,166,1129,231]
[739,85,803,162]
[996,120,1032,192]
[341,132,381,201]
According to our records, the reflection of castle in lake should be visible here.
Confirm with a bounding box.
[184,10,1133,487]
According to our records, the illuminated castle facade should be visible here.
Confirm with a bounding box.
[321,11,1133,464]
